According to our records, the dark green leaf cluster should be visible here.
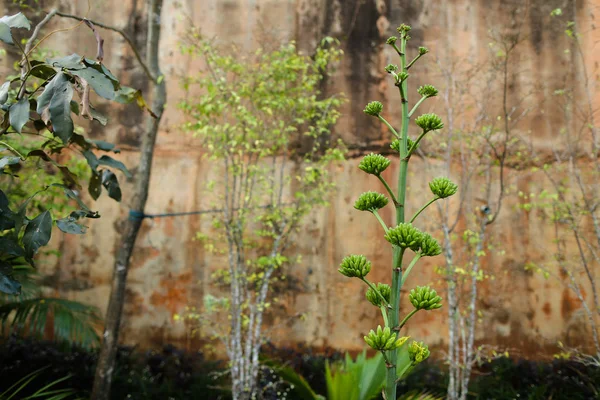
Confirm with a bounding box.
[358,153,391,175]
[384,223,423,251]
[366,283,391,307]
[415,113,444,132]
[354,191,389,212]
[409,286,443,310]
[0,12,145,294]
[429,177,458,199]
[338,255,371,279]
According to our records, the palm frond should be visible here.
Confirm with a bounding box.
[397,390,444,400]
[0,264,101,348]
[0,366,78,399]
[0,297,101,348]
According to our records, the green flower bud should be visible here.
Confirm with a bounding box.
[429,177,458,198]
[390,138,418,153]
[358,153,391,175]
[418,46,429,55]
[339,255,371,278]
[364,325,409,351]
[385,64,399,73]
[415,113,444,132]
[366,283,391,307]
[364,101,383,117]
[417,85,438,98]
[354,191,389,212]
[419,232,442,257]
[397,24,412,33]
[408,341,431,364]
[384,223,423,251]
[395,71,409,85]
[409,286,443,310]
[386,36,398,45]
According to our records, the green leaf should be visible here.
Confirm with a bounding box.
[70,209,100,220]
[263,360,322,400]
[0,81,10,104]
[89,105,108,126]
[56,217,87,234]
[92,140,116,152]
[88,171,102,200]
[0,13,30,45]
[71,67,118,100]
[83,58,119,82]
[0,13,31,30]
[0,156,20,169]
[0,189,16,231]
[47,183,92,212]
[22,210,52,259]
[69,100,80,115]
[0,265,21,295]
[98,155,131,178]
[36,72,74,143]
[82,149,99,170]
[115,86,157,118]
[0,236,24,257]
[102,170,122,201]
[9,97,29,133]
[47,54,86,70]
[0,23,12,45]
[29,61,57,80]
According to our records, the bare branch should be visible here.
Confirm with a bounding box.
[52,11,156,82]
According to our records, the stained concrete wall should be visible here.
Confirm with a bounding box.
[3,0,600,357]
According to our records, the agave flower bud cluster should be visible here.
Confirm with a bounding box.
[417,84,438,98]
[391,138,417,153]
[384,223,423,251]
[359,153,391,175]
[354,191,389,212]
[419,233,442,257]
[408,340,430,364]
[409,286,443,310]
[338,255,371,279]
[363,101,383,117]
[366,283,391,307]
[415,113,444,132]
[429,177,458,199]
[364,325,409,351]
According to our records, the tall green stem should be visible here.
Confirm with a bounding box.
[387,33,410,400]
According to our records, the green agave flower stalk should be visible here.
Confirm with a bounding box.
[339,23,458,400]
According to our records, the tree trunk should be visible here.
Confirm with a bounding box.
[91,1,166,399]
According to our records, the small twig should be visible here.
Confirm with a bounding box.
[53,11,157,83]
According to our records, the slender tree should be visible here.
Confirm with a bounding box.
[179,33,344,400]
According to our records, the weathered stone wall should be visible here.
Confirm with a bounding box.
[4,0,600,357]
